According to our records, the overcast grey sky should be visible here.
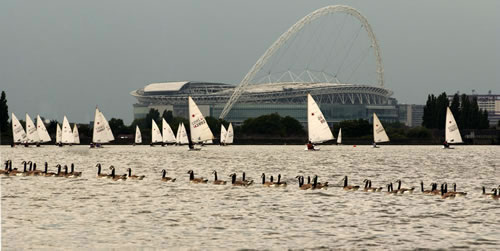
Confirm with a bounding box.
[1,0,498,124]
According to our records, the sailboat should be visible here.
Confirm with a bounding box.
[56,123,62,146]
[188,96,214,150]
[337,128,342,145]
[73,124,80,144]
[151,119,163,145]
[225,123,234,145]
[162,118,176,145]
[11,113,27,145]
[25,114,40,145]
[61,116,74,145]
[135,125,142,145]
[372,113,389,147]
[100,111,114,142]
[92,107,111,147]
[444,107,463,149]
[178,123,189,145]
[36,115,51,143]
[306,94,334,150]
[220,124,227,145]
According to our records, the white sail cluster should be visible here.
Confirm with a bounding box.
[11,112,80,145]
[220,123,234,145]
[176,123,189,144]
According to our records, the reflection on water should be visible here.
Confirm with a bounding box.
[1,145,499,249]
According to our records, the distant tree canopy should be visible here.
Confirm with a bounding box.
[0,91,9,133]
[422,92,489,129]
[240,113,305,137]
[145,108,161,129]
[337,119,371,138]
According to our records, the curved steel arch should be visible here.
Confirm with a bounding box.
[220,5,384,119]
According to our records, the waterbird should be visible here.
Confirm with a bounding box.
[441,183,456,199]
[55,165,66,177]
[261,173,274,187]
[492,189,500,200]
[212,170,226,185]
[275,174,287,187]
[42,162,56,177]
[449,183,467,196]
[341,176,359,191]
[312,175,327,190]
[395,179,415,194]
[187,170,208,184]
[96,163,109,178]
[109,166,127,181]
[161,169,176,182]
[421,181,434,194]
[126,168,145,180]
[1,160,10,175]
[69,163,82,177]
[482,186,494,196]
[296,176,312,190]
[229,173,252,186]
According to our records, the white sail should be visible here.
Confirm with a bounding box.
[188,96,214,143]
[61,116,74,144]
[100,111,114,142]
[307,94,334,143]
[225,123,234,144]
[220,124,227,144]
[73,124,80,144]
[135,125,142,144]
[25,114,40,143]
[151,119,163,143]
[445,107,463,144]
[162,118,176,143]
[175,123,182,144]
[373,113,389,143]
[56,123,62,144]
[92,107,109,143]
[337,128,342,144]
[179,123,189,144]
[11,113,27,143]
[36,115,51,143]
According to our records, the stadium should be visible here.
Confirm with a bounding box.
[131,6,413,126]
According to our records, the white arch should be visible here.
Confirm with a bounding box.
[219,5,384,119]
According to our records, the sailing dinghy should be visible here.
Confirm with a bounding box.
[162,118,176,145]
[11,113,27,145]
[25,114,40,146]
[188,96,214,150]
[151,119,163,146]
[443,107,463,149]
[306,94,334,150]
[134,125,142,145]
[372,113,389,148]
[36,115,51,144]
[73,124,80,144]
[56,123,62,146]
[61,116,74,145]
[337,128,342,145]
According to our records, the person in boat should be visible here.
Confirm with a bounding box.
[90,142,94,148]
[443,140,450,148]
[188,140,195,150]
[24,142,29,147]
[150,142,154,147]
[10,143,15,148]
[372,142,377,148]
[306,141,314,150]
[36,142,40,147]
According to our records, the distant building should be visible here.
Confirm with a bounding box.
[448,92,500,126]
[398,104,424,127]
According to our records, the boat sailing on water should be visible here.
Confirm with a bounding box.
[151,119,163,146]
[11,113,27,146]
[443,107,463,149]
[134,125,142,145]
[337,128,342,145]
[36,115,52,144]
[162,118,176,145]
[61,116,74,146]
[56,123,62,146]
[305,94,334,151]
[188,96,214,150]
[372,113,389,148]
[25,114,40,146]
[219,123,234,146]
[176,123,189,145]
[91,107,114,148]
[73,124,80,145]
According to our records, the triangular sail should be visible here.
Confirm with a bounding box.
[100,111,114,142]
[151,119,163,143]
[73,124,80,144]
[92,107,109,143]
[11,113,27,143]
[179,123,189,144]
[61,116,74,144]
[36,115,51,142]
[188,96,214,143]
[135,126,142,144]
[373,113,389,143]
[225,123,234,144]
[445,107,463,144]
[220,124,227,144]
[56,123,62,144]
[175,123,181,144]
[25,114,40,143]
[307,94,334,143]
[162,118,176,143]
[337,128,342,144]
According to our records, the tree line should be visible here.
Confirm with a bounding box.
[422,92,489,129]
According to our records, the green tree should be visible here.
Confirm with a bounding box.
[241,113,285,136]
[459,94,471,129]
[450,93,460,124]
[337,119,371,137]
[0,91,8,133]
[479,110,489,129]
[163,110,174,124]
[145,108,160,129]
[422,94,436,128]
[435,92,449,129]
[109,118,128,135]
[281,116,305,136]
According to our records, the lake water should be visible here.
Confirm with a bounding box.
[1,145,499,250]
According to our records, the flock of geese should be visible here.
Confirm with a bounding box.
[3,160,500,200]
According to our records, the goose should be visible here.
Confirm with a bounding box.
[362,179,370,191]
[161,169,176,182]
[241,172,253,186]
[261,173,274,187]
[30,163,43,176]
[430,183,441,195]
[187,170,208,184]
[420,181,434,194]
[341,176,359,191]
[16,161,29,176]
[275,174,287,187]
[42,162,56,177]
[449,183,467,196]
[296,176,312,190]
[69,163,82,177]
[386,183,398,195]
[55,165,66,177]
[109,166,127,181]
[312,175,327,190]
[395,180,415,194]
[441,183,456,199]
[1,160,10,175]
[126,168,145,180]
[492,189,500,200]
[229,173,251,186]
[482,186,494,196]
[370,180,383,192]
[96,164,109,178]
[7,161,20,176]
[212,170,226,185]
[363,180,380,192]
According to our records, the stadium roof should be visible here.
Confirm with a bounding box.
[144,82,189,93]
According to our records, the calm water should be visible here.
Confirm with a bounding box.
[1,145,499,250]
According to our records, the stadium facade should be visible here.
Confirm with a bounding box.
[131,81,423,127]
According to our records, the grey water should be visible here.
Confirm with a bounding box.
[1,145,499,250]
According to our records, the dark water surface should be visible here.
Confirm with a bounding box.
[1,145,499,249]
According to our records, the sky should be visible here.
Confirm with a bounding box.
[1,0,498,124]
